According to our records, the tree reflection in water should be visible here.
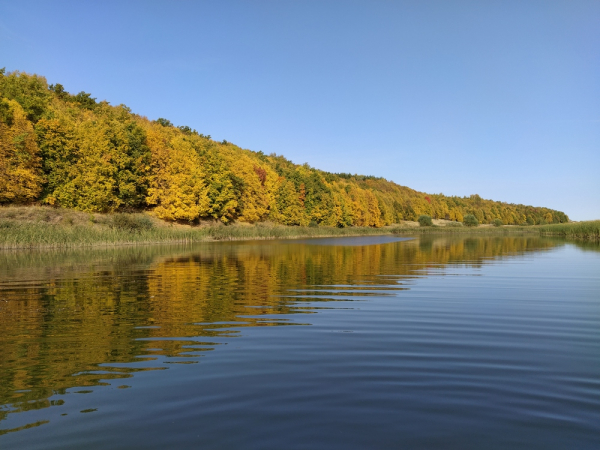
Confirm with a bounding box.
[0,235,562,430]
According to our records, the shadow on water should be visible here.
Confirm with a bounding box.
[0,235,569,434]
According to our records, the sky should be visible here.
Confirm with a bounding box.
[1,0,598,220]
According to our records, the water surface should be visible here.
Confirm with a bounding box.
[0,235,598,449]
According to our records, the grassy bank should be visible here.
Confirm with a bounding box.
[1,206,597,249]
[390,220,600,239]
[391,218,541,235]
[536,221,600,240]
[391,224,534,235]
[0,206,393,249]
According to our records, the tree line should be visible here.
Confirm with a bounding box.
[0,70,569,226]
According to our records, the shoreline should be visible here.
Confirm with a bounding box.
[0,206,597,250]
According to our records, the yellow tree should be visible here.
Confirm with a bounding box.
[375,193,394,225]
[35,113,78,206]
[62,112,122,211]
[222,149,276,223]
[349,188,368,226]
[272,179,307,226]
[37,101,150,212]
[145,124,209,221]
[0,99,44,203]
[365,190,382,227]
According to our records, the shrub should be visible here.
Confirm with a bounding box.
[418,215,433,227]
[446,221,463,228]
[463,214,479,227]
[308,220,318,228]
[493,219,503,227]
[110,213,154,232]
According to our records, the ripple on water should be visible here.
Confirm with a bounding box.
[0,236,598,449]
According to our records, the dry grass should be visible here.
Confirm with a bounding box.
[0,206,394,249]
[1,206,595,249]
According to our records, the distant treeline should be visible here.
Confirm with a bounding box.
[0,70,568,227]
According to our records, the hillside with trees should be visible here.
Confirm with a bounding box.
[0,70,569,227]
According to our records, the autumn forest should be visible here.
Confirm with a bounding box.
[0,70,569,227]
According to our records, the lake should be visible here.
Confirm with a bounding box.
[0,235,598,449]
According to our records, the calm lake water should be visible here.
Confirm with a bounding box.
[0,235,599,449]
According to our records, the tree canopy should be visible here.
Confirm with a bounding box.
[0,70,569,226]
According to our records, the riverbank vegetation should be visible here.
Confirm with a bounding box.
[391,219,600,240]
[536,221,600,240]
[0,206,393,249]
[0,206,596,249]
[0,69,569,229]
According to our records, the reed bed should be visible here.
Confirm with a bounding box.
[390,225,535,235]
[0,224,393,249]
[536,221,600,240]
[390,220,600,239]
[0,207,391,249]
[1,206,597,249]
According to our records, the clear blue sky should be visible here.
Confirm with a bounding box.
[1,1,598,220]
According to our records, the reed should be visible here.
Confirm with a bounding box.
[390,225,534,235]
[392,221,600,239]
[1,206,597,249]
[0,206,392,249]
[536,221,600,240]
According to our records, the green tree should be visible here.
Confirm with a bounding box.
[0,70,51,122]
[463,214,479,227]
[418,215,433,227]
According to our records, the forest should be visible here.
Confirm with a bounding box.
[0,70,569,227]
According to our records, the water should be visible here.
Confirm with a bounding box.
[0,235,598,449]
